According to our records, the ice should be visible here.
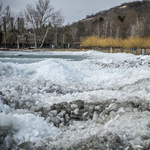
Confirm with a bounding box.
[32,130,39,137]
[1,50,150,149]
[0,100,11,113]
[3,135,12,150]
[0,113,13,131]
[11,113,61,143]
[74,108,79,115]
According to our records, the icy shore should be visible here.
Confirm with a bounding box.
[1,50,150,149]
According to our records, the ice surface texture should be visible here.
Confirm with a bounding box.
[1,50,150,149]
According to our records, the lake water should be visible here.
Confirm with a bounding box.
[0,51,88,64]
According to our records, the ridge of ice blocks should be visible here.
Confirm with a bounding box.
[1,50,150,149]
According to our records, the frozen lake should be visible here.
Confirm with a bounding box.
[1,50,150,149]
[0,51,88,63]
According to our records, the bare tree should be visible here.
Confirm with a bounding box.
[51,10,64,47]
[0,4,10,27]
[109,21,114,37]
[69,25,77,41]
[116,27,120,38]
[0,4,11,47]
[94,24,101,38]
[103,21,108,39]
[128,18,145,37]
[93,17,104,38]
[25,0,64,48]
[11,11,26,49]
[24,4,37,48]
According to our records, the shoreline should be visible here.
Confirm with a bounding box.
[8,48,84,52]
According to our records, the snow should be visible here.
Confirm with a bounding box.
[1,50,150,149]
[119,5,127,9]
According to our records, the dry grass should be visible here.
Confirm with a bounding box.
[82,36,150,50]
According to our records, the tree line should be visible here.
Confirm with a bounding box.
[0,0,64,49]
[1,0,150,49]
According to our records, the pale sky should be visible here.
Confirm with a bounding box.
[1,0,136,25]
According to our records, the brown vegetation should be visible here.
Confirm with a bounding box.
[82,36,150,49]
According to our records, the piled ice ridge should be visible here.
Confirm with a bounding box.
[1,50,150,149]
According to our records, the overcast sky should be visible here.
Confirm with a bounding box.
[1,0,136,25]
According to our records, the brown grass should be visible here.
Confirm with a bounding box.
[82,36,150,50]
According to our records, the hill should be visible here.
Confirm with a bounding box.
[65,1,150,47]
[82,1,150,22]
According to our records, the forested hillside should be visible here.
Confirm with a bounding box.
[77,0,150,40]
